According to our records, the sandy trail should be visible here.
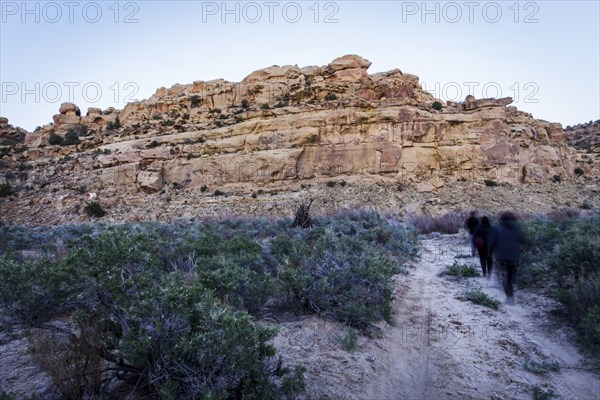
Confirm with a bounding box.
[362,234,600,400]
[276,234,600,400]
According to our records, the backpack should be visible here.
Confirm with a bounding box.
[473,235,485,250]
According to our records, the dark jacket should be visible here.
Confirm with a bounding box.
[466,216,479,234]
[487,221,524,264]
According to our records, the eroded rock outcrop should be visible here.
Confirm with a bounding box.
[1,55,593,225]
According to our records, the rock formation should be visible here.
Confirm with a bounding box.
[1,55,597,225]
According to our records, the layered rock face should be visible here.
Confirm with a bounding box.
[1,55,592,224]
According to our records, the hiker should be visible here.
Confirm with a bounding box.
[487,211,525,304]
[465,211,479,256]
[473,216,493,277]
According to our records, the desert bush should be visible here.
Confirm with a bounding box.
[0,182,12,197]
[63,129,80,146]
[106,116,121,130]
[0,257,80,323]
[546,208,579,220]
[562,272,600,345]
[1,226,305,399]
[0,212,420,397]
[441,261,480,277]
[574,167,584,176]
[29,322,103,400]
[274,231,399,327]
[520,214,600,348]
[523,359,560,375]
[190,95,202,108]
[484,179,498,187]
[407,211,467,234]
[546,218,600,280]
[84,201,105,218]
[192,235,274,314]
[270,211,418,328]
[339,329,357,352]
[48,132,63,145]
[325,93,338,101]
[532,386,556,400]
[463,287,500,310]
[432,101,443,111]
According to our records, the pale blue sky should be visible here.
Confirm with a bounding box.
[1,0,599,131]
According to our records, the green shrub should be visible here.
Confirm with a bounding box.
[0,227,305,399]
[339,329,357,352]
[463,287,500,310]
[407,211,466,234]
[271,212,418,328]
[574,167,584,176]
[523,359,560,375]
[274,101,286,108]
[484,179,498,187]
[200,185,208,192]
[520,215,600,349]
[194,235,274,314]
[0,391,16,400]
[190,95,202,108]
[48,132,63,145]
[432,101,443,111]
[261,103,270,110]
[532,386,556,400]
[213,189,225,196]
[0,182,11,197]
[84,201,106,218]
[547,220,600,279]
[0,212,421,397]
[241,99,250,109]
[325,93,338,101]
[62,125,87,145]
[106,116,121,130]
[552,175,561,183]
[441,261,480,277]
[326,181,336,188]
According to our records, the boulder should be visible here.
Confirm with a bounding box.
[328,54,372,71]
[59,102,81,116]
[137,170,163,192]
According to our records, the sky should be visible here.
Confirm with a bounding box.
[1,0,599,131]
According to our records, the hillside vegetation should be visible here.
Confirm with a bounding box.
[0,210,419,399]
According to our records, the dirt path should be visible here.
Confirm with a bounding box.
[363,234,600,400]
[276,234,600,400]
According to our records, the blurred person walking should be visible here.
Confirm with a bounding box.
[465,211,479,257]
[488,211,525,305]
[473,216,494,277]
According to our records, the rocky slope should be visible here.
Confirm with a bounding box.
[1,55,597,225]
[565,119,600,152]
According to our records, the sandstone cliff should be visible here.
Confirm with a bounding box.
[1,55,597,224]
